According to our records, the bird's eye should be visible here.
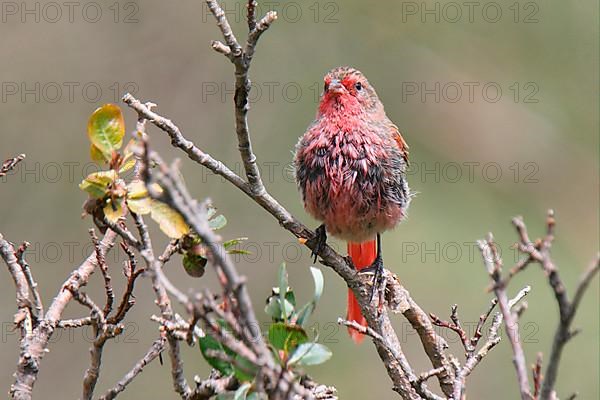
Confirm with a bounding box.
[355,82,363,91]
[323,82,329,92]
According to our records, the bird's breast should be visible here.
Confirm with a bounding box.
[294,120,409,240]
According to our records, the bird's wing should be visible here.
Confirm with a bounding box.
[388,121,410,166]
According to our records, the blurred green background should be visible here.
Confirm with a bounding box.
[0,1,598,399]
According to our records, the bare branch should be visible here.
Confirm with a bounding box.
[90,229,114,317]
[505,211,599,399]
[337,318,385,342]
[454,288,529,399]
[470,298,498,351]
[15,242,43,320]
[108,242,144,324]
[189,370,238,400]
[417,367,446,384]
[430,305,473,354]
[532,352,543,399]
[131,212,192,398]
[4,229,117,400]
[481,233,533,400]
[541,255,599,399]
[99,337,166,400]
[246,0,257,31]
[0,235,33,339]
[57,317,93,328]
[205,0,242,56]
[1,153,25,178]
[66,277,124,400]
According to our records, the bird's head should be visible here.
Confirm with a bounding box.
[318,67,382,117]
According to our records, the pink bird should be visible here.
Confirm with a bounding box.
[294,66,411,343]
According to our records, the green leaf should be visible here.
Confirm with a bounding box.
[309,267,324,303]
[90,144,108,163]
[284,326,308,353]
[247,393,268,400]
[215,394,235,400]
[264,297,280,321]
[126,180,152,215]
[233,354,258,382]
[287,342,332,366]
[268,322,290,350]
[119,157,136,174]
[209,214,227,230]
[295,267,324,327]
[127,196,152,215]
[224,237,250,255]
[182,252,207,278]
[268,322,308,354]
[285,290,296,308]
[87,104,125,160]
[149,200,190,239]
[233,383,251,400]
[264,296,294,322]
[223,237,248,249]
[79,170,117,198]
[278,264,288,319]
[227,249,252,255]
[198,334,234,376]
[126,180,147,199]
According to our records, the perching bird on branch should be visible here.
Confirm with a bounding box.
[295,66,411,343]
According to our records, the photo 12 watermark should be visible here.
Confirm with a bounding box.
[1,1,139,24]
[400,1,540,24]
[1,159,540,186]
[400,81,540,104]
[199,80,540,105]
[0,160,138,184]
[200,1,339,24]
[1,81,139,104]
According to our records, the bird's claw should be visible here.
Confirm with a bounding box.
[365,256,385,304]
[308,224,327,264]
[359,254,386,315]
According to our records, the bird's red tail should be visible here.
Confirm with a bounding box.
[346,240,377,343]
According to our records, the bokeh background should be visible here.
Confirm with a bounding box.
[0,1,598,399]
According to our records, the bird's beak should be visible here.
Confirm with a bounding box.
[328,79,345,95]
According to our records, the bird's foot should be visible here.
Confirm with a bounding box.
[308,224,327,263]
[361,255,385,306]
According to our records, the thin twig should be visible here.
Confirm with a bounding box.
[470,298,498,351]
[454,288,530,399]
[541,255,599,399]
[108,242,144,324]
[130,211,192,398]
[532,353,543,399]
[483,233,533,400]
[0,235,33,338]
[90,229,114,318]
[0,154,25,177]
[15,242,43,320]
[430,305,473,354]
[99,337,166,400]
[3,230,117,400]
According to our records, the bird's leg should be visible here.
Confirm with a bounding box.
[359,234,385,305]
[308,224,327,263]
[369,233,384,304]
